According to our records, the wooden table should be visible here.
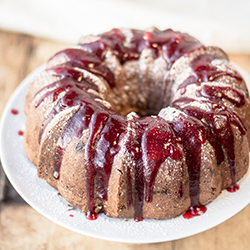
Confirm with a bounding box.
[1,28,250,250]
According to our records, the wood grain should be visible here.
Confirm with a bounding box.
[1,28,250,250]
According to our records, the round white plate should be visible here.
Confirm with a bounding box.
[1,64,250,244]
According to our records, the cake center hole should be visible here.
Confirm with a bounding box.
[120,96,168,118]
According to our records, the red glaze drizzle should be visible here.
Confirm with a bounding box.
[127,116,183,221]
[34,28,247,221]
[18,130,24,136]
[142,117,183,203]
[100,28,202,68]
[183,205,207,219]
[173,97,246,192]
[177,54,243,91]
[197,85,246,107]
[171,113,207,207]
[144,29,203,68]
[35,75,100,144]
[100,29,146,64]
[11,109,19,115]
[49,49,115,88]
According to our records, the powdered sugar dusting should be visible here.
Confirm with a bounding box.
[158,107,183,122]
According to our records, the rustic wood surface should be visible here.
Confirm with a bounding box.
[0,28,250,250]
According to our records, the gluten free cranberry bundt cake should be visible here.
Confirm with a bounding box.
[24,28,250,221]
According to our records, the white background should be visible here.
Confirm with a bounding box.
[0,0,250,53]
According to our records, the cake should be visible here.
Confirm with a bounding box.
[24,28,250,221]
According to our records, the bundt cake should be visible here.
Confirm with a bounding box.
[24,28,250,221]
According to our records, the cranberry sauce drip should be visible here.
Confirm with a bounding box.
[84,111,126,220]
[227,184,240,193]
[54,103,94,179]
[104,115,184,222]
[173,97,246,191]
[141,117,183,203]
[100,29,146,64]
[170,113,207,207]
[178,54,243,91]
[46,65,99,92]
[49,48,115,88]
[144,29,203,68]
[35,77,99,144]
[197,85,246,107]
[183,205,207,219]
[11,109,19,115]
[125,117,145,222]
[18,130,24,136]
[125,116,183,221]
[91,113,126,201]
[47,65,84,81]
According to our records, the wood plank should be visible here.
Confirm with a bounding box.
[229,54,250,73]
[0,29,69,117]
[0,205,173,250]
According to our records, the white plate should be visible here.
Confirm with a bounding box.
[1,64,250,244]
